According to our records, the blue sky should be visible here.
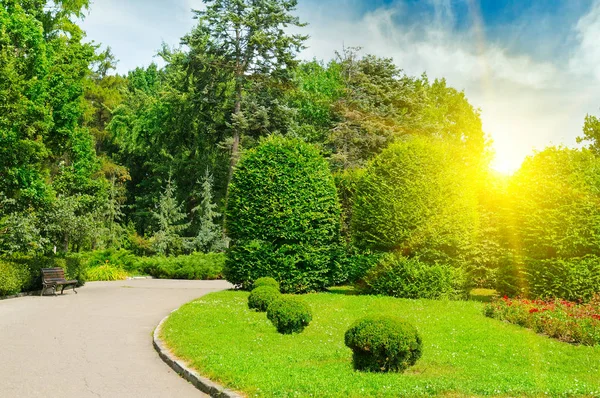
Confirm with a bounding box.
[80,0,600,172]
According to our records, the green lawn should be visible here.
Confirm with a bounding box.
[161,290,600,397]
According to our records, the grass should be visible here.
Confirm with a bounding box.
[161,291,600,397]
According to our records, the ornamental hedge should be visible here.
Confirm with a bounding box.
[267,296,313,334]
[224,136,341,293]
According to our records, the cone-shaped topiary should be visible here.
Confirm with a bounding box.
[345,315,422,372]
[248,286,281,312]
[267,296,312,334]
[225,136,341,293]
[253,277,280,291]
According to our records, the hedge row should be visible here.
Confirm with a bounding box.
[0,255,88,296]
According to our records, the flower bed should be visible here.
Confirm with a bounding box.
[484,295,600,346]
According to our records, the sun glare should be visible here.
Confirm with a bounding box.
[491,152,524,175]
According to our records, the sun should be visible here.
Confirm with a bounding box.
[490,150,525,176]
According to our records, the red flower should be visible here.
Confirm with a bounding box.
[529,308,539,314]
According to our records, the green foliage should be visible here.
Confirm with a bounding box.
[192,169,226,253]
[577,113,600,155]
[330,245,380,285]
[352,137,478,264]
[0,254,87,294]
[524,256,600,302]
[345,315,422,372]
[0,261,25,296]
[137,253,225,280]
[151,176,189,256]
[84,249,139,272]
[360,253,461,300]
[247,286,281,312]
[87,264,128,281]
[253,277,280,290]
[266,296,312,334]
[225,136,341,293]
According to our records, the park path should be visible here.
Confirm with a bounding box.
[0,279,232,397]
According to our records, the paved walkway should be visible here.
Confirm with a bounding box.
[0,279,232,397]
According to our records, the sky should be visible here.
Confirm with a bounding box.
[80,0,600,173]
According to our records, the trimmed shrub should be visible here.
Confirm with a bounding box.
[345,316,422,372]
[87,264,129,281]
[225,136,341,293]
[248,286,281,312]
[361,253,462,299]
[352,137,478,265]
[137,253,225,280]
[253,277,280,291]
[267,296,313,334]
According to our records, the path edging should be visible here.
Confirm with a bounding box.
[153,310,244,398]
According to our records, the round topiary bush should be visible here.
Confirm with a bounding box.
[266,296,313,334]
[253,277,280,291]
[225,136,341,293]
[248,286,281,312]
[344,315,422,372]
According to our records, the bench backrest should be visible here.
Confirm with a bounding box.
[41,267,66,281]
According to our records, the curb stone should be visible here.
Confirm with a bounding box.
[153,311,244,398]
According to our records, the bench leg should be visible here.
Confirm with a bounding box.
[52,285,57,296]
[40,285,45,297]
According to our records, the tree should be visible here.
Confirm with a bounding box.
[192,169,225,253]
[151,176,189,256]
[577,113,600,155]
[191,0,308,195]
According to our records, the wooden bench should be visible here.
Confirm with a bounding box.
[40,268,78,296]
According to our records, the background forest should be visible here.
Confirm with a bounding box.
[1,0,600,301]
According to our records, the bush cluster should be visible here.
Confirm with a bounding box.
[267,296,313,334]
[484,295,600,346]
[137,253,225,280]
[345,316,422,372]
[87,264,129,281]
[360,253,466,299]
[225,136,341,293]
[248,286,281,312]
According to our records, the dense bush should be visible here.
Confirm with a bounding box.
[267,296,313,334]
[0,261,24,296]
[225,136,341,293]
[84,249,140,272]
[330,245,380,285]
[226,240,334,293]
[484,296,600,346]
[345,316,423,372]
[137,253,225,280]
[360,253,466,299]
[87,264,129,281]
[352,137,478,265]
[248,286,281,312]
[524,256,600,302]
[0,255,87,296]
[253,277,280,290]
